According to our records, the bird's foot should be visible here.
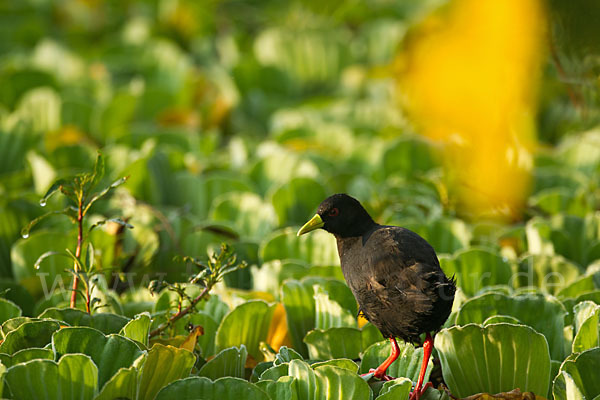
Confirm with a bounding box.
[360,369,394,381]
[409,382,433,400]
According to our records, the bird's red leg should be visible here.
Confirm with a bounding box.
[409,333,434,400]
[361,337,400,381]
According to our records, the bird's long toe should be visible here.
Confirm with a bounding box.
[360,368,394,381]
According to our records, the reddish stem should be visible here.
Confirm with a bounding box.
[148,286,210,338]
[70,200,83,309]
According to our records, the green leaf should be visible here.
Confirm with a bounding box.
[251,361,274,383]
[52,326,144,387]
[137,343,196,400]
[304,277,357,318]
[209,192,277,239]
[20,207,76,239]
[529,188,593,217]
[376,378,413,400]
[439,248,512,296]
[256,26,352,86]
[0,298,22,325]
[456,292,567,360]
[172,311,219,357]
[360,340,432,382]
[572,301,600,353]
[0,348,54,368]
[274,346,304,365]
[288,359,373,400]
[82,175,129,216]
[574,290,600,305]
[0,320,60,355]
[281,279,316,357]
[261,227,338,265]
[532,167,588,194]
[94,365,138,400]
[260,363,290,381]
[255,376,296,400]
[553,348,600,400]
[249,147,320,194]
[314,365,373,399]
[379,178,443,222]
[482,315,522,325]
[304,327,362,360]
[0,123,38,177]
[119,312,151,347]
[553,371,586,400]
[95,345,193,400]
[270,177,327,226]
[88,218,133,235]
[98,90,138,141]
[215,300,276,362]
[288,359,318,400]
[38,307,129,334]
[516,254,583,295]
[404,218,472,254]
[251,260,309,295]
[156,376,270,400]
[557,275,598,300]
[2,317,41,338]
[39,178,71,207]
[557,130,600,174]
[302,323,383,362]
[526,214,600,267]
[0,279,35,316]
[89,151,105,190]
[4,354,98,400]
[314,285,357,330]
[169,171,254,220]
[361,323,386,348]
[14,87,62,133]
[311,358,358,372]
[435,323,551,397]
[198,345,248,380]
[11,230,74,298]
[382,136,437,178]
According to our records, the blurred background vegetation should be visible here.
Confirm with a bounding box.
[0,0,599,312]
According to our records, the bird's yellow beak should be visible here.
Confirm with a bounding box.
[297,214,324,236]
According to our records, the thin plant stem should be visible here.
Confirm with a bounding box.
[70,197,84,309]
[148,286,210,338]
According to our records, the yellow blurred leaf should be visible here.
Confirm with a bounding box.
[46,125,90,151]
[207,95,232,129]
[161,0,200,39]
[151,335,187,348]
[180,325,204,352]
[397,0,546,221]
[266,303,292,351]
[157,107,200,129]
[150,325,205,352]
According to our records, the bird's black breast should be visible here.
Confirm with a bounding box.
[337,225,455,342]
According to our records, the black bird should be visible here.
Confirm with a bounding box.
[297,194,455,399]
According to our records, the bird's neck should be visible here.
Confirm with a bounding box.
[335,217,377,239]
[334,223,380,258]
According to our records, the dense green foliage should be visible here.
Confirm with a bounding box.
[0,0,600,399]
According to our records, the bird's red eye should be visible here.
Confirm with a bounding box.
[328,208,339,217]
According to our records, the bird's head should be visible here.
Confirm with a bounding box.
[297,193,375,238]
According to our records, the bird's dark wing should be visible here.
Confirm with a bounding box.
[354,226,454,340]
